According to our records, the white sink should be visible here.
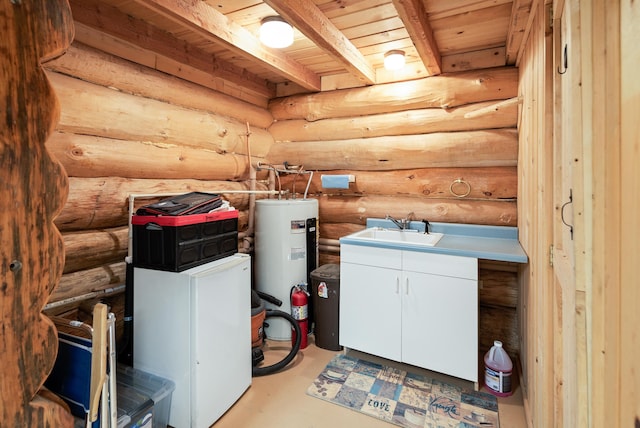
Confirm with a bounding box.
[349,228,444,247]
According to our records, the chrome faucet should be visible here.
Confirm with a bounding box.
[385,213,414,230]
[385,214,405,229]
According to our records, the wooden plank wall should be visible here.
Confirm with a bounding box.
[517,0,555,426]
[620,0,640,424]
[586,0,638,426]
[519,0,640,426]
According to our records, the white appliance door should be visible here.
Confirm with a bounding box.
[133,267,193,428]
[190,255,252,427]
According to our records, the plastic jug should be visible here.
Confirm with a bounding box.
[484,340,513,396]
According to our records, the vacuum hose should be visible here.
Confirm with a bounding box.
[251,290,302,377]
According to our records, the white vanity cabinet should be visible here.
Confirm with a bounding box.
[339,244,478,383]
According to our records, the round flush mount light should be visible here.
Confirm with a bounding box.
[260,16,294,49]
[384,50,406,71]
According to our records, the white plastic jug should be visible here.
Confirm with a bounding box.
[484,340,513,396]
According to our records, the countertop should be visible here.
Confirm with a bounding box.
[339,219,528,264]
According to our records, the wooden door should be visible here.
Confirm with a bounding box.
[551,2,581,425]
[550,0,640,426]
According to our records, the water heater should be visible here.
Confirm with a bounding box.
[255,199,318,340]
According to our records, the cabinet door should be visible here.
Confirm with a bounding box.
[402,271,478,382]
[340,262,402,361]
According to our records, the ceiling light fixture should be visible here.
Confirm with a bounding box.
[384,50,406,71]
[259,16,294,49]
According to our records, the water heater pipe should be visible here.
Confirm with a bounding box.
[320,238,340,247]
[318,238,340,254]
[237,232,253,253]
[245,122,257,242]
[318,245,340,253]
[44,284,126,310]
[257,162,314,199]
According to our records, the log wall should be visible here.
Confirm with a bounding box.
[42,40,521,359]
[267,66,521,355]
[42,42,273,321]
[1,1,75,425]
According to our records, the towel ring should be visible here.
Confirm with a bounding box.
[449,179,471,198]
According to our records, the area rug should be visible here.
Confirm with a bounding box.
[307,354,499,428]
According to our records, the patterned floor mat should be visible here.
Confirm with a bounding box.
[307,354,499,428]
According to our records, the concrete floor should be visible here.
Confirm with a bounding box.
[213,337,528,428]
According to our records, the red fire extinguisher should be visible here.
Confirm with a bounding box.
[291,285,308,350]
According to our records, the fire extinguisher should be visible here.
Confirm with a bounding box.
[290,285,308,350]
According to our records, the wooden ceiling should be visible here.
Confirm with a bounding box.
[67,0,534,103]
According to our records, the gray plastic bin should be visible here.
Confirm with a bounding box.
[117,364,175,428]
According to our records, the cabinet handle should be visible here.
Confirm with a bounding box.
[396,277,400,294]
[405,277,409,295]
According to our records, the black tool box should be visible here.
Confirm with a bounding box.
[132,210,238,272]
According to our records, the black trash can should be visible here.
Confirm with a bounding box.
[310,264,342,351]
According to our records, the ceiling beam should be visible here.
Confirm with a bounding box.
[506,0,535,65]
[264,0,376,85]
[135,0,322,91]
[69,0,275,99]
[392,0,442,76]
